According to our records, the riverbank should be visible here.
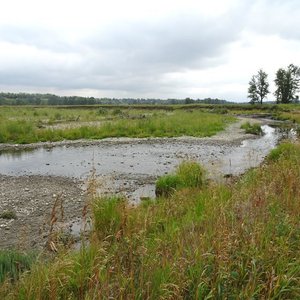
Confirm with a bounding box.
[1,141,300,299]
[0,175,86,250]
[0,117,287,250]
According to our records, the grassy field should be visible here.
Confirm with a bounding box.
[0,106,235,144]
[1,142,300,299]
[1,104,300,144]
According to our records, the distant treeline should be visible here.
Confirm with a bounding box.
[0,93,234,106]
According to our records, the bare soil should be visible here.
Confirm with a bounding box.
[0,175,86,250]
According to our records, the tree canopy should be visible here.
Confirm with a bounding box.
[274,64,300,103]
[248,69,270,104]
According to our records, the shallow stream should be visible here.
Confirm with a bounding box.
[0,124,296,203]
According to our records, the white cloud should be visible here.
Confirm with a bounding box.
[0,0,299,101]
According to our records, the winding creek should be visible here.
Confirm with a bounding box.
[0,122,297,202]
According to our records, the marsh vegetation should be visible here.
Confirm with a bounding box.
[1,142,300,298]
[0,104,300,298]
[0,107,235,144]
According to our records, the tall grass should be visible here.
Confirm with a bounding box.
[0,108,235,143]
[0,251,37,284]
[2,142,300,298]
[240,121,262,135]
[155,161,206,197]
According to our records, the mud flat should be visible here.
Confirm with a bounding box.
[0,175,86,250]
[0,117,295,250]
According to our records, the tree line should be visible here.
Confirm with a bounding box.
[248,64,300,104]
[0,93,232,106]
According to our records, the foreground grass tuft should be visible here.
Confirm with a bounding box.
[2,142,300,299]
[0,251,37,284]
[241,121,262,135]
[0,211,17,220]
[155,161,205,197]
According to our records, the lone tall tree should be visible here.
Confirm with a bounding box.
[248,69,270,104]
[274,64,300,103]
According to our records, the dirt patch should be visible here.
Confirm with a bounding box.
[0,175,86,250]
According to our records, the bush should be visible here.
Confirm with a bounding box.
[155,161,205,197]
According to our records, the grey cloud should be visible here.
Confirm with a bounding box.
[0,4,249,95]
[88,13,242,72]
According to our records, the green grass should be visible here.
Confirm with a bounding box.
[155,161,205,197]
[2,142,300,298]
[240,122,263,135]
[267,141,300,161]
[0,211,17,220]
[0,107,235,143]
[0,251,37,284]
[2,104,300,144]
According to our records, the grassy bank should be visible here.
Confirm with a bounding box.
[0,107,235,143]
[1,142,300,299]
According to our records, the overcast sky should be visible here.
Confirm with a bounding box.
[0,0,299,102]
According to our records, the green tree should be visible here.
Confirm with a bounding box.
[248,75,259,104]
[274,64,300,103]
[248,69,270,104]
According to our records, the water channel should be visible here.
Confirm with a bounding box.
[0,123,296,202]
